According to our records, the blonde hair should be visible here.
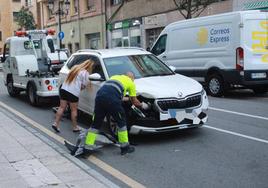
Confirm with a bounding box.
[65,59,94,84]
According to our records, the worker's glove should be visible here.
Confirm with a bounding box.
[141,102,150,110]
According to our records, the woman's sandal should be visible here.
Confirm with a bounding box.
[52,123,60,133]
[73,127,81,133]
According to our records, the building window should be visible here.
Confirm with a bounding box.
[72,0,78,14]
[85,0,96,11]
[68,43,73,54]
[111,0,122,5]
[86,33,100,49]
[75,43,80,52]
[47,6,53,19]
[25,0,32,6]
[0,31,2,41]
[12,0,21,2]
[13,12,19,21]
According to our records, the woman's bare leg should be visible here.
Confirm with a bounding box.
[54,99,68,129]
[69,102,79,130]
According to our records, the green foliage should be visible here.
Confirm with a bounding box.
[16,6,36,30]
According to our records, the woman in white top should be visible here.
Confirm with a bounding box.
[52,60,94,133]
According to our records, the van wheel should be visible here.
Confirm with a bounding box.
[207,74,225,97]
[27,82,40,106]
[7,78,20,97]
[252,87,267,94]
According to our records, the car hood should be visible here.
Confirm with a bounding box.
[135,74,203,99]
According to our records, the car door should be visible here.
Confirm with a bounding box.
[62,54,92,113]
[79,56,105,115]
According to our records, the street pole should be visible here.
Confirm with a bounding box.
[58,0,62,49]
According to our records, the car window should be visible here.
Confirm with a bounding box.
[103,54,173,78]
[47,38,55,53]
[90,56,105,79]
[4,43,10,57]
[151,34,167,56]
[67,55,90,69]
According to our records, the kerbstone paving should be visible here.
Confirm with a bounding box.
[0,109,113,187]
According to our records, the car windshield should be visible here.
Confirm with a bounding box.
[103,54,174,78]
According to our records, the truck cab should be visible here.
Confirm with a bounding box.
[1,30,62,106]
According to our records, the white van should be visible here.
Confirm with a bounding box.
[151,10,268,96]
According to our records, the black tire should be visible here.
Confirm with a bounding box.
[27,82,40,106]
[206,74,225,97]
[107,116,118,139]
[7,77,20,97]
[252,87,267,94]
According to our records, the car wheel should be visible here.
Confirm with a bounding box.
[107,116,118,139]
[252,87,267,94]
[27,82,39,106]
[7,78,20,97]
[207,74,225,97]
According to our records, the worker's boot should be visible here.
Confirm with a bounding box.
[120,145,135,155]
[118,129,135,155]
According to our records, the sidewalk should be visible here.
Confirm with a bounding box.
[0,108,119,188]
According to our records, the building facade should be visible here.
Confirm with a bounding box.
[38,0,106,53]
[0,0,22,54]
[106,0,232,49]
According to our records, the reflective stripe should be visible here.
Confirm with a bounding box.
[118,130,129,144]
[88,128,99,133]
[104,82,123,94]
[85,131,98,145]
[118,126,127,131]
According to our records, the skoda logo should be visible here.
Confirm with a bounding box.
[178,91,183,97]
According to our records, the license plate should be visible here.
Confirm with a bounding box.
[251,72,267,79]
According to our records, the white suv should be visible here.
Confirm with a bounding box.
[59,48,209,134]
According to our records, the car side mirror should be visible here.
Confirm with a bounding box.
[169,66,176,72]
[88,73,105,81]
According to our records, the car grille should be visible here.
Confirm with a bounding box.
[156,95,201,111]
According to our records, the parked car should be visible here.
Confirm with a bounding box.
[59,48,209,135]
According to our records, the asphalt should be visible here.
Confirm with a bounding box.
[0,107,119,188]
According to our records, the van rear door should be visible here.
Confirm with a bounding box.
[243,11,268,74]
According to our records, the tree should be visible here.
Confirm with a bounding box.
[173,0,216,19]
[16,6,36,30]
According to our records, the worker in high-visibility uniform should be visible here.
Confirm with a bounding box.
[85,72,150,155]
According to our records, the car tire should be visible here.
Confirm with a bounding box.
[252,87,267,94]
[207,74,225,97]
[7,77,20,97]
[107,116,118,139]
[27,82,40,106]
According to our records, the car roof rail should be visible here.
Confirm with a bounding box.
[114,47,146,51]
[76,49,102,55]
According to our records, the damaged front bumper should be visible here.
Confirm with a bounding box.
[128,91,209,135]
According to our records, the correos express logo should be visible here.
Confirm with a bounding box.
[252,21,268,63]
[197,28,208,46]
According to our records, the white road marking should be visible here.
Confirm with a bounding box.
[209,107,268,121]
[204,125,268,144]
[0,101,145,188]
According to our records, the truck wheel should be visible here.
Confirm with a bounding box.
[252,87,267,94]
[207,74,225,97]
[27,82,39,106]
[7,78,20,97]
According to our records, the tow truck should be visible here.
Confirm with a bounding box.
[0,29,67,106]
